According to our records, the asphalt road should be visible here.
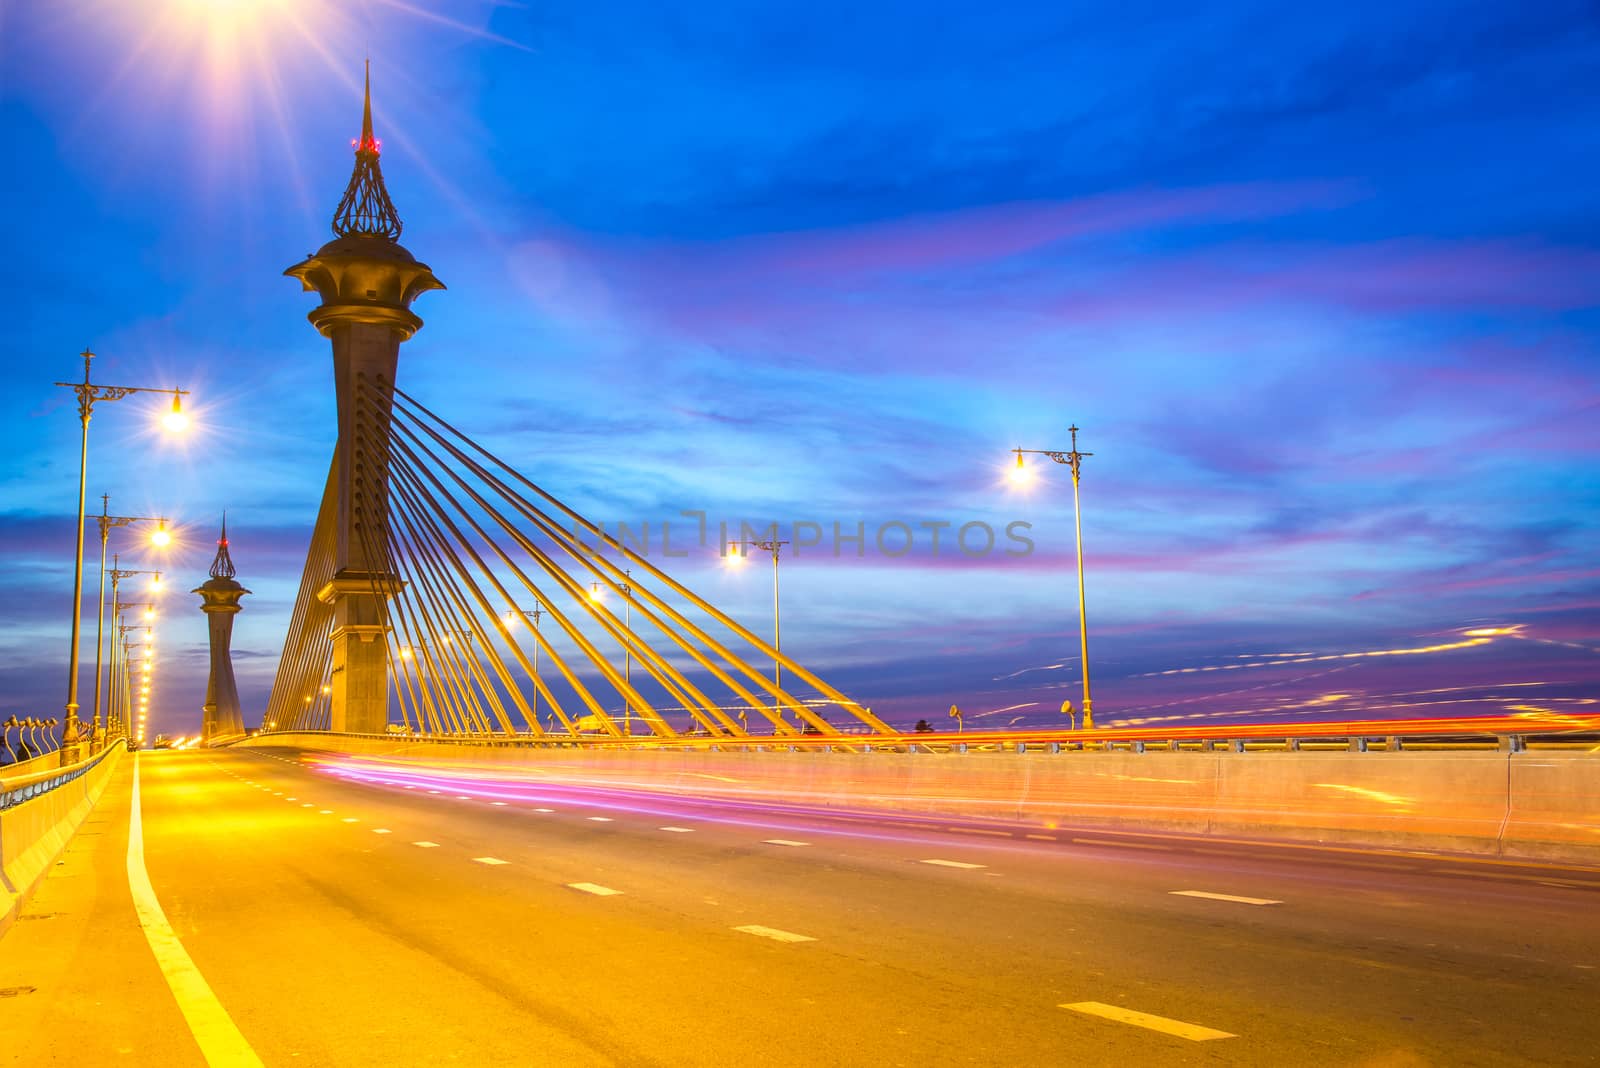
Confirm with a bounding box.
[3,747,1597,1066]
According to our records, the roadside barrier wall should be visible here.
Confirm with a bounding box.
[237,734,1600,864]
[1,742,125,935]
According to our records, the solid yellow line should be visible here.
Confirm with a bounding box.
[1062,1001,1235,1041]
[127,756,264,1067]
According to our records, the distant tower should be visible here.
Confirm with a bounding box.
[194,516,250,745]
[285,63,443,733]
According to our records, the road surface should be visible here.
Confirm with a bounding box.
[2,747,1596,1065]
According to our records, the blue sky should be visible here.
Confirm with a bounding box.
[2,0,1596,735]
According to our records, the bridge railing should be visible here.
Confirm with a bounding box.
[0,741,124,811]
[236,713,1600,755]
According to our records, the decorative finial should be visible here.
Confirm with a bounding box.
[331,62,403,240]
[209,513,237,581]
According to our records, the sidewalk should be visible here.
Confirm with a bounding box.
[0,757,203,1067]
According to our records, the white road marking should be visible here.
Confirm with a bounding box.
[659,826,695,833]
[319,809,333,815]
[734,925,816,944]
[490,801,508,806]
[473,857,509,866]
[427,790,440,795]
[301,803,314,808]
[921,859,987,870]
[272,791,283,796]
[373,829,392,835]
[763,839,809,847]
[1026,834,1057,841]
[285,797,297,801]
[1171,890,1281,906]
[341,818,359,824]
[568,882,622,896]
[455,795,472,800]
[128,757,265,1066]
[533,807,555,813]
[1062,1002,1235,1041]
[587,816,614,823]
[412,841,440,848]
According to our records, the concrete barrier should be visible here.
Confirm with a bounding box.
[237,733,1600,864]
[1,742,125,937]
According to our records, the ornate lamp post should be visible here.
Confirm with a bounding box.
[55,348,187,764]
[503,605,544,729]
[89,501,169,750]
[590,575,635,734]
[728,538,790,729]
[1011,425,1096,730]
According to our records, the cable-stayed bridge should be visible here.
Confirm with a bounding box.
[4,68,1598,1068]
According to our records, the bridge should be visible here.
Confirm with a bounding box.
[4,71,1599,1067]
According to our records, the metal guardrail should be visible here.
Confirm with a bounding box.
[239,713,1600,755]
[0,740,126,812]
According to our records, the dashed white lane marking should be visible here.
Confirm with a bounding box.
[659,826,695,833]
[455,795,472,800]
[341,818,359,824]
[1071,838,1173,852]
[1062,1002,1235,1041]
[533,807,555,813]
[490,801,508,806]
[272,792,283,796]
[734,925,816,944]
[587,816,614,823]
[427,790,440,795]
[568,882,622,896]
[412,841,440,848]
[127,757,265,1066]
[921,859,987,870]
[285,797,297,801]
[301,803,314,808]
[373,829,392,835]
[763,839,809,847]
[947,827,1011,837]
[1026,834,1057,841]
[473,857,509,866]
[1171,890,1282,906]
[319,810,333,815]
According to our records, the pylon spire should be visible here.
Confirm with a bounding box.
[361,60,374,150]
[209,513,237,581]
[331,61,403,240]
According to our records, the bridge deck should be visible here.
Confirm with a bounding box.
[3,748,1598,1065]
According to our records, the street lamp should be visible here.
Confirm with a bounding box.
[55,348,188,764]
[728,538,790,729]
[589,575,635,735]
[89,501,169,750]
[1011,424,1096,730]
[503,605,544,727]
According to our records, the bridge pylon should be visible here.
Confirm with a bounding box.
[193,516,249,745]
[285,62,444,734]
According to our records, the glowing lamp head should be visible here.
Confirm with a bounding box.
[149,574,162,591]
[589,584,604,603]
[503,611,517,627]
[726,546,748,568]
[1006,450,1035,488]
[400,647,413,660]
[150,521,171,548]
[145,607,156,619]
[162,394,188,433]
